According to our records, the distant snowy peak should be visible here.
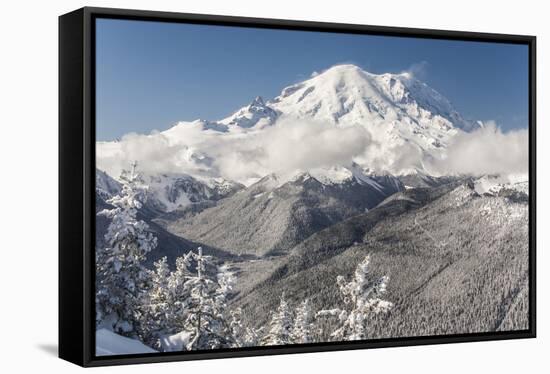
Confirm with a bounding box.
[96,169,121,200]
[95,168,243,213]
[305,166,356,185]
[219,96,279,129]
[98,63,484,188]
[270,64,478,132]
[164,96,279,134]
[473,174,529,196]
[144,173,244,212]
[163,119,230,135]
[267,164,403,193]
[163,64,478,144]
[271,64,474,128]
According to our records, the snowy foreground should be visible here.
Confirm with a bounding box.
[96,328,194,355]
[96,329,157,356]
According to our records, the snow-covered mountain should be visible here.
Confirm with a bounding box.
[270,64,476,131]
[95,168,243,212]
[268,65,479,174]
[161,63,477,136]
[167,165,404,256]
[96,64,485,210]
[152,64,479,177]
[219,96,279,129]
[234,177,529,334]
[473,174,529,196]
[144,174,243,212]
[96,169,121,200]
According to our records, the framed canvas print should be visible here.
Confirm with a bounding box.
[59,7,536,367]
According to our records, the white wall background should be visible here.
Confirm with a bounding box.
[0,0,546,371]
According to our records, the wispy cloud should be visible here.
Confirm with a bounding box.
[97,118,528,184]
[97,118,372,184]
[427,122,529,176]
[400,61,430,80]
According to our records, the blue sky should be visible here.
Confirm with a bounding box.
[96,18,529,141]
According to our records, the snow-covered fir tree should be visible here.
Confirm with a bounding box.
[141,252,197,350]
[262,293,293,346]
[228,308,261,348]
[95,162,157,335]
[177,247,235,350]
[317,255,392,341]
[162,252,195,332]
[139,256,173,346]
[291,299,314,344]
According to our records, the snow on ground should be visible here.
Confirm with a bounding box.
[308,166,354,185]
[283,165,387,189]
[159,331,193,352]
[473,173,529,195]
[146,174,193,212]
[450,184,478,208]
[95,329,157,356]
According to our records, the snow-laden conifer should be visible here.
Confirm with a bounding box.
[95,162,157,335]
[291,299,314,344]
[228,308,261,347]
[141,252,196,349]
[262,293,293,346]
[317,255,392,341]
[139,256,172,346]
[177,247,235,350]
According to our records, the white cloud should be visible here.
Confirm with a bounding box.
[97,118,528,185]
[206,117,372,182]
[97,118,372,185]
[427,122,529,176]
[400,61,429,80]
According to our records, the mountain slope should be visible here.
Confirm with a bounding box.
[219,96,279,129]
[96,169,121,200]
[144,173,244,212]
[165,167,404,257]
[95,190,239,269]
[95,169,243,266]
[267,64,479,174]
[271,64,476,131]
[233,180,529,336]
[96,168,243,213]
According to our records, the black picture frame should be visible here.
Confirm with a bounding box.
[59,6,537,367]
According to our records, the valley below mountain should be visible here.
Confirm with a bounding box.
[231,179,529,337]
